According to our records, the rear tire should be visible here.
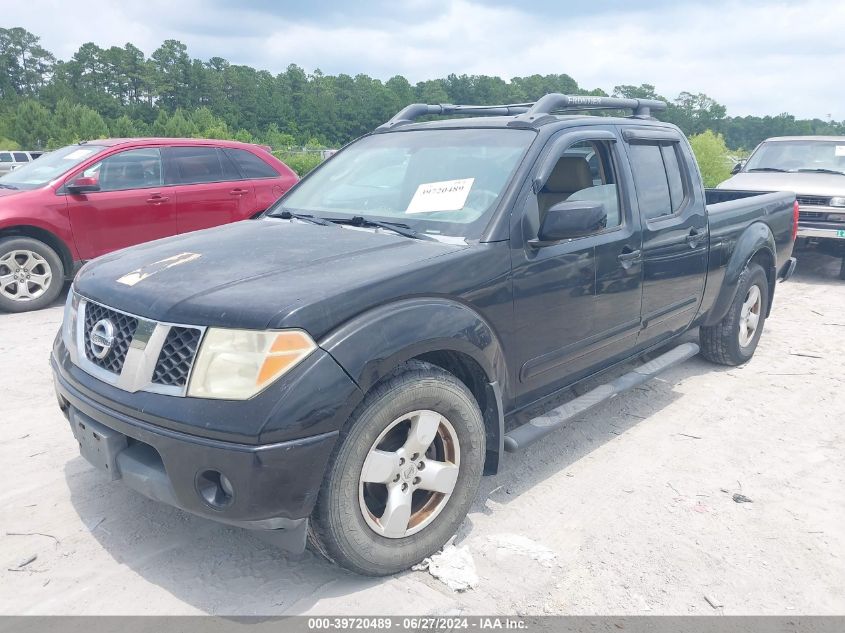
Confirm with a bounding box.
[0,237,65,313]
[700,263,768,366]
[839,256,845,281]
[309,361,485,576]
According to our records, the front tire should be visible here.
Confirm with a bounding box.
[309,361,485,576]
[700,262,769,366]
[0,237,65,313]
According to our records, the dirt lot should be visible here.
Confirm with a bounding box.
[1,249,843,616]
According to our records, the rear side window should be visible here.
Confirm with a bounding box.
[628,142,687,220]
[0,153,11,163]
[661,145,686,212]
[13,152,29,162]
[168,147,233,184]
[224,148,279,179]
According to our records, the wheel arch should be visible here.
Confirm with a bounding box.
[703,221,776,326]
[0,225,75,279]
[319,297,508,475]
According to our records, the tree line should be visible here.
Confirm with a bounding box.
[1,26,843,162]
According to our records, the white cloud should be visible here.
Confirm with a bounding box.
[4,0,844,119]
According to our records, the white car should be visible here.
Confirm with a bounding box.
[0,150,46,175]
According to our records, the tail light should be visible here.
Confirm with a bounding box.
[792,200,799,241]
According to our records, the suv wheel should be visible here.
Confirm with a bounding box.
[700,262,768,366]
[309,361,485,576]
[0,237,65,313]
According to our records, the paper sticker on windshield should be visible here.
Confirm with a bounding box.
[117,252,201,287]
[836,146,845,157]
[406,178,474,214]
[64,149,96,160]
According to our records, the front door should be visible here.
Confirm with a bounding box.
[66,147,176,259]
[510,130,644,408]
[622,131,708,346]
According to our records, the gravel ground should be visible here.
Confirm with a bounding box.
[1,248,843,615]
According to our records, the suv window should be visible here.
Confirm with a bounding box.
[0,153,12,163]
[13,152,29,162]
[168,146,237,184]
[224,148,279,179]
[628,142,687,220]
[86,148,163,191]
[538,140,622,229]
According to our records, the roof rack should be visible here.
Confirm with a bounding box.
[377,103,533,130]
[376,93,667,130]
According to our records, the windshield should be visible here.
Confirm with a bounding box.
[744,140,845,175]
[269,128,535,238]
[0,144,105,190]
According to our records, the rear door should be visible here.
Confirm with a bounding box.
[222,147,293,213]
[622,128,707,346]
[163,146,256,234]
[65,147,177,259]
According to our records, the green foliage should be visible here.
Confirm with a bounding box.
[275,151,324,176]
[0,137,20,150]
[689,130,732,188]
[1,27,843,153]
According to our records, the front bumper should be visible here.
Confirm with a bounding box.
[51,337,360,552]
[797,224,845,240]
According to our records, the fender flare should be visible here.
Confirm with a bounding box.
[319,297,508,473]
[703,221,776,326]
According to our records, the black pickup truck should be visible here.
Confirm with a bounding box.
[52,94,797,576]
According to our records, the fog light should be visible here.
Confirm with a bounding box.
[196,470,234,508]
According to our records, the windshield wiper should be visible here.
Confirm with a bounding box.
[0,183,19,190]
[328,216,436,241]
[272,209,333,226]
[796,168,845,176]
[747,167,790,173]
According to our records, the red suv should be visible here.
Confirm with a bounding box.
[0,138,298,312]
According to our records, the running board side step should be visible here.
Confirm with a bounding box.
[503,342,700,452]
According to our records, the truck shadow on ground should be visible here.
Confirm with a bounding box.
[63,331,728,615]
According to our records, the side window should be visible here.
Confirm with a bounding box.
[87,148,163,192]
[218,149,241,181]
[628,141,687,220]
[224,148,280,179]
[661,144,686,213]
[628,143,672,220]
[537,140,622,230]
[0,153,12,163]
[169,147,227,184]
[13,152,29,162]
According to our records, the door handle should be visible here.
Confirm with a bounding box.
[146,194,169,204]
[229,188,249,195]
[618,248,642,269]
[686,229,704,247]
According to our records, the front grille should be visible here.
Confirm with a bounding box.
[797,195,831,207]
[152,326,202,387]
[83,302,139,374]
[799,211,825,220]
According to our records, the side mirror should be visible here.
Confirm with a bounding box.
[531,201,607,246]
[730,161,744,175]
[67,176,100,194]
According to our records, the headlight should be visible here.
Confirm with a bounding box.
[187,328,316,400]
[62,290,80,362]
[829,196,845,208]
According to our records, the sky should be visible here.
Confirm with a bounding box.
[5,0,845,120]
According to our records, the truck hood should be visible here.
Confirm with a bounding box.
[74,218,468,335]
[718,172,845,197]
